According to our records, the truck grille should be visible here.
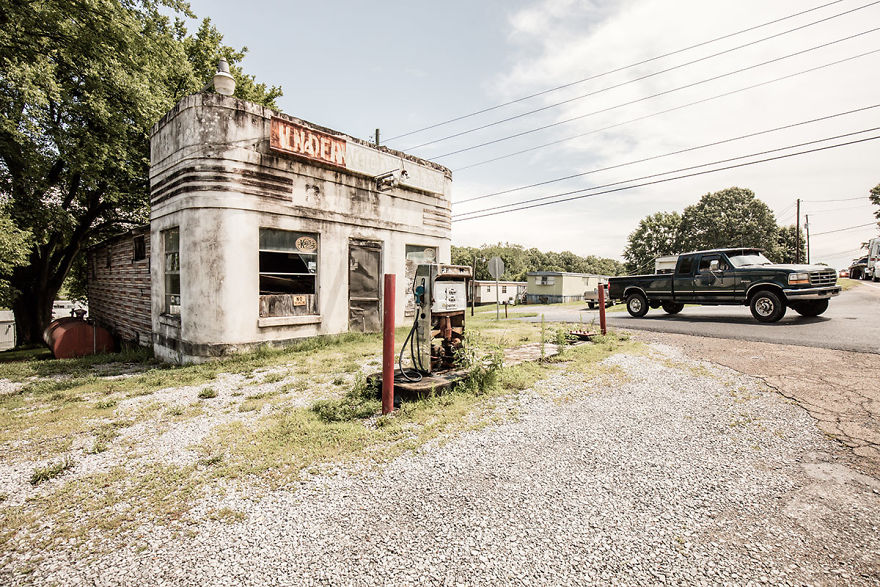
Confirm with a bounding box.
[809,269,837,287]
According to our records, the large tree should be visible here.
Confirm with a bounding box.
[870,183,880,229]
[622,211,682,274]
[0,209,31,308]
[775,224,806,264]
[0,0,282,344]
[678,187,779,254]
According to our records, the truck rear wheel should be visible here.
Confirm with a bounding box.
[750,290,786,323]
[661,302,684,314]
[790,299,829,317]
[625,292,649,318]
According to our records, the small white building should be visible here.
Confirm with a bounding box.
[0,311,14,351]
[472,280,526,305]
[89,93,453,363]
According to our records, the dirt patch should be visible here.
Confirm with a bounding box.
[630,330,880,478]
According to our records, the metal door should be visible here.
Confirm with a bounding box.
[692,254,737,302]
[349,240,382,332]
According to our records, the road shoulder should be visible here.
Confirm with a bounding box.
[628,329,880,478]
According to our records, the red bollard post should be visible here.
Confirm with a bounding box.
[598,283,607,336]
[382,274,396,415]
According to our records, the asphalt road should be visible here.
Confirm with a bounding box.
[519,280,880,354]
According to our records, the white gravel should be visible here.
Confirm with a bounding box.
[6,345,880,585]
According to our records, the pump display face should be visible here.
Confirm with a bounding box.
[432,281,467,312]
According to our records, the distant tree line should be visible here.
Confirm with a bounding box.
[451,243,625,281]
[622,187,807,274]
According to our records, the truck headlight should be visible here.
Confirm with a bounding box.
[788,272,809,285]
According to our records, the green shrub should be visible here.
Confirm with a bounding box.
[454,331,504,394]
[198,387,218,399]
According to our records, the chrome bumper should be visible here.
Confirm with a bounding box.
[783,286,841,300]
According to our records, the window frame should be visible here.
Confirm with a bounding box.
[163,227,181,316]
[132,235,146,262]
[258,228,320,317]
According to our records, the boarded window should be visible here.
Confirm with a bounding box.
[259,228,318,317]
[164,228,180,315]
[133,236,146,261]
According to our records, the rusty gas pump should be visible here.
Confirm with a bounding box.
[399,263,472,379]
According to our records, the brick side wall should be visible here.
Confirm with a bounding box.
[87,228,152,346]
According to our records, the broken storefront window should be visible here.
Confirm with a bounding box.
[259,228,319,317]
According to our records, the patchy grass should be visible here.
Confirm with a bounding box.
[0,317,641,564]
[30,457,75,486]
[838,278,860,292]
[0,346,52,363]
[207,507,246,524]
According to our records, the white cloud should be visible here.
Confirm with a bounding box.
[450,0,880,270]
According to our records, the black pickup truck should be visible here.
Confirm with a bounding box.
[608,248,841,323]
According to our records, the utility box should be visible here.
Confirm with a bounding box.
[412,263,472,373]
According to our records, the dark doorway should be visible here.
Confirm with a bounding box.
[348,240,382,332]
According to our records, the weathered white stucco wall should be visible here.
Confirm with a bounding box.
[150,93,452,363]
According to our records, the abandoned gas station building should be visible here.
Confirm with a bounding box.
[88,93,452,363]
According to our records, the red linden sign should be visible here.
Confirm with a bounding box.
[270,118,346,168]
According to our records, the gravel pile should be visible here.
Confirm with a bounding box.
[10,346,880,585]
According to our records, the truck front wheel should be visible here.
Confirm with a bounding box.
[626,292,649,317]
[661,302,684,314]
[750,290,786,323]
[790,299,829,317]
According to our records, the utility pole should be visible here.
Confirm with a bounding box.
[805,214,811,264]
[795,198,801,264]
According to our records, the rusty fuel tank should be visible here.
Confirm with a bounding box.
[43,317,115,359]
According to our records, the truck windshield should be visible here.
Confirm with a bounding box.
[728,252,772,267]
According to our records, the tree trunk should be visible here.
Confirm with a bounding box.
[11,270,59,347]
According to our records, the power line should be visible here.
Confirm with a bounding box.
[812,246,866,257]
[431,29,880,160]
[453,52,880,172]
[454,104,880,205]
[803,202,873,213]
[454,127,880,219]
[811,222,878,236]
[385,0,847,142]
[404,3,880,152]
[801,195,869,202]
[453,134,880,222]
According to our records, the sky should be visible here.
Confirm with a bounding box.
[183,0,880,270]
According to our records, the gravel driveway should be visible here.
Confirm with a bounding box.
[27,344,880,585]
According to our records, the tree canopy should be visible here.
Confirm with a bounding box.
[870,183,880,229]
[0,209,31,308]
[0,0,282,342]
[621,211,682,274]
[623,187,802,273]
[451,243,625,281]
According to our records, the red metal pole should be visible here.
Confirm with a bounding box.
[382,274,396,415]
[598,283,607,336]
